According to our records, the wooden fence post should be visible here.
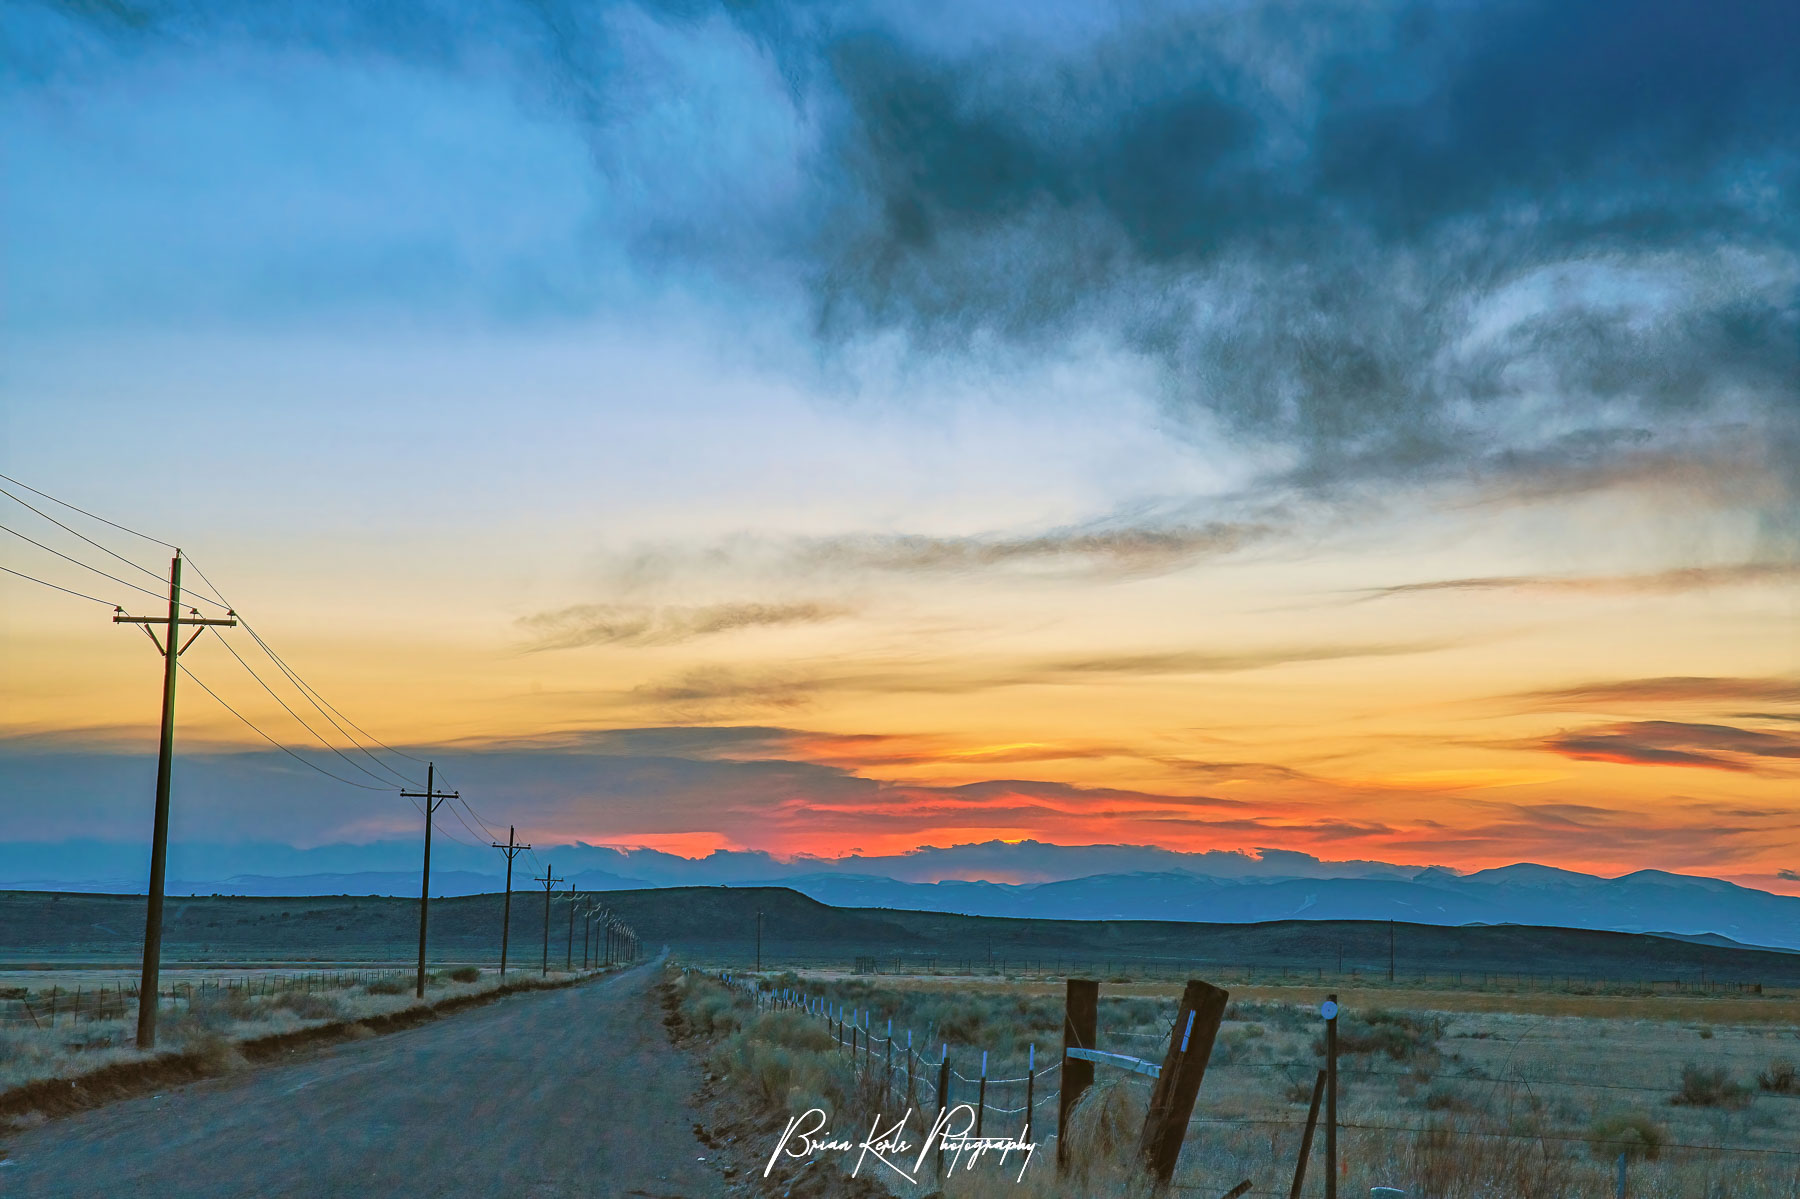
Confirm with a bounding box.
[1288,1069,1327,1199]
[907,1031,917,1117]
[1057,978,1099,1175]
[1324,994,1339,1199]
[937,1047,951,1181]
[976,1050,987,1138]
[1024,1043,1035,1144]
[1137,978,1229,1188]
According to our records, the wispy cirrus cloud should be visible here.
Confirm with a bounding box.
[1518,676,1800,709]
[1360,562,1800,602]
[1539,720,1800,773]
[625,638,1450,714]
[782,519,1271,578]
[517,601,848,651]
[604,514,1275,588]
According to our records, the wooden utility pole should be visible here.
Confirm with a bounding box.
[490,826,530,978]
[1057,978,1099,1175]
[755,908,763,971]
[400,763,458,999]
[534,863,562,975]
[113,552,236,1049]
[1388,920,1395,983]
[1137,978,1230,1187]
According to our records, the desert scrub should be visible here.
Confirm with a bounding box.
[1404,1114,1580,1199]
[271,991,344,1021]
[1671,1063,1752,1109]
[1317,1008,1444,1061]
[1756,1056,1797,1094]
[1588,1110,1666,1162]
[447,967,481,984]
[708,1010,854,1114]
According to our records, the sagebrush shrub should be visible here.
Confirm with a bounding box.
[1671,1063,1750,1109]
[1588,1110,1665,1162]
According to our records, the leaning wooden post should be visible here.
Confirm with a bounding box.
[1288,1069,1327,1199]
[1137,978,1230,1189]
[1057,978,1099,1175]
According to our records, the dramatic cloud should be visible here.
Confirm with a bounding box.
[1780,869,1800,882]
[517,601,847,650]
[1539,720,1800,772]
[795,0,1800,500]
[24,0,1800,507]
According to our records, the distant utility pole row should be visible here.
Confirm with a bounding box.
[8,477,613,1051]
[518,864,641,976]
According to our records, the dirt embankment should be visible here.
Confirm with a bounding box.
[660,977,905,1199]
[0,971,598,1125]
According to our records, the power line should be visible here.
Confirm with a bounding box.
[210,632,400,790]
[459,799,503,844]
[177,661,393,792]
[0,471,178,550]
[215,617,417,787]
[0,484,171,586]
[0,522,171,605]
[444,801,490,845]
[0,563,121,607]
[0,476,420,786]
[181,550,424,766]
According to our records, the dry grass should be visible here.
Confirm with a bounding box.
[0,966,597,1096]
[706,965,1800,1197]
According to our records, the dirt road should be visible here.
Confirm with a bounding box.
[0,961,721,1198]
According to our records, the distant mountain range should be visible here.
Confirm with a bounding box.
[7,840,1798,950]
[767,866,1800,952]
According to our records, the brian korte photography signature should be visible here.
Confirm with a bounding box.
[766,1104,1040,1184]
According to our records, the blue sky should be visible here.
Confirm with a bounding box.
[3,0,1797,889]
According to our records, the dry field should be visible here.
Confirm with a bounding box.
[0,964,596,1097]
[687,967,1800,1198]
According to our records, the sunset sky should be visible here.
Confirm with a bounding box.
[3,0,1797,893]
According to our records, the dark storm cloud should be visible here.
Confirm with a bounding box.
[791,0,1800,495]
[26,0,1799,501]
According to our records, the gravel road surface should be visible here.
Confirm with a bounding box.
[0,961,721,1199]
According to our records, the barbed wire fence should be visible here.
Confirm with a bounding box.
[692,966,1800,1197]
